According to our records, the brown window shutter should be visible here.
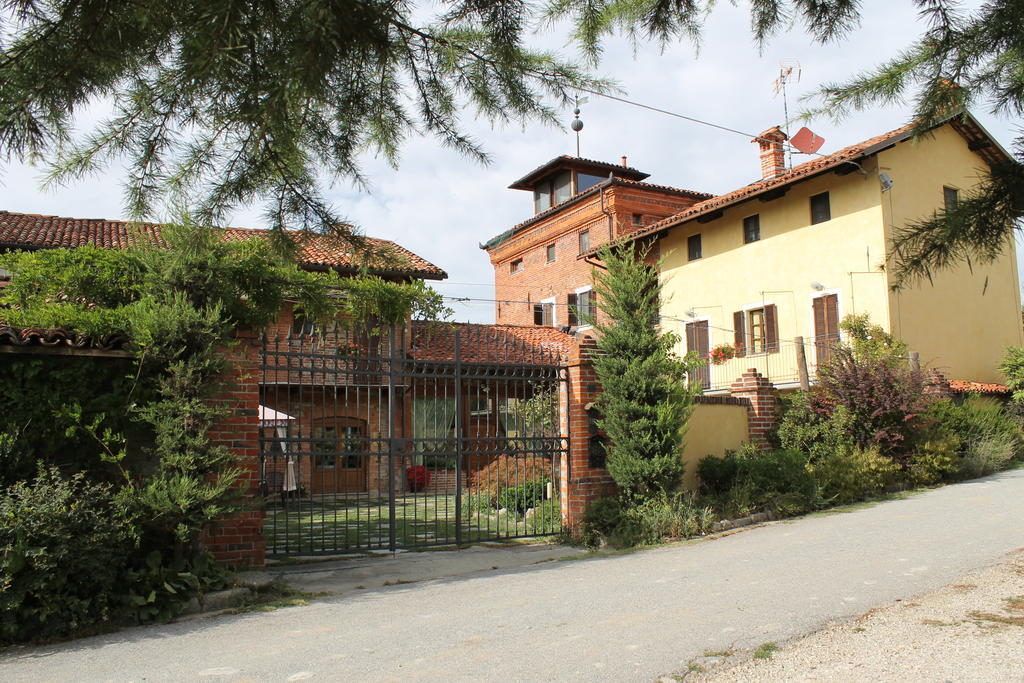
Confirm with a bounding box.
[686,322,697,351]
[765,304,779,352]
[813,296,826,339]
[733,310,746,357]
[567,293,578,326]
[825,294,839,338]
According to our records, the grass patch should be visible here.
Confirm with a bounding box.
[226,584,320,614]
[264,493,561,555]
[1004,596,1024,613]
[704,649,733,657]
[753,642,779,659]
[969,610,1024,627]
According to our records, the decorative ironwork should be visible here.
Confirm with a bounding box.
[259,322,567,555]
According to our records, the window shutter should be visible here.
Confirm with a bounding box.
[533,304,544,326]
[765,304,779,352]
[733,310,746,357]
[543,303,553,327]
[686,322,697,351]
[813,297,826,339]
[824,294,839,338]
[589,289,597,319]
[567,293,578,326]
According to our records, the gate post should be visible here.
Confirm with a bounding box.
[454,329,464,546]
[387,324,399,553]
[561,338,616,531]
[204,327,266,567]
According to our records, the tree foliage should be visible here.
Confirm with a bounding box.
[0,0,609,234]
[589,242,699,500]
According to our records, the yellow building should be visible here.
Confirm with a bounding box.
[605,113,1021,389]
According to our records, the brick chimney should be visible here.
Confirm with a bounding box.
[754,126,788,179]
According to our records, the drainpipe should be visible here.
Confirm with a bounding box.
[600,177,614,241]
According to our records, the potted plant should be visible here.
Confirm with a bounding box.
[406,465,431,492]
[709,344,736,365]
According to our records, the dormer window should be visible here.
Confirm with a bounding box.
[533,171,573,213]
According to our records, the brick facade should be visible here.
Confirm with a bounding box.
[729,368,780,447]
[560,338,615,528]
[204,328,267,567]
[488,179,706,329]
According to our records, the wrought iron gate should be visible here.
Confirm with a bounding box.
[259,321,567,555]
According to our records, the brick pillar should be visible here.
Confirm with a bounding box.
[560,338,617,530]
[729,368,779,448]
[203,327,266,567]
[923,369,953,398]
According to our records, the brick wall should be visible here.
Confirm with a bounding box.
[560,338,616,528]
[204,327,267,567]
[728,368,780,447]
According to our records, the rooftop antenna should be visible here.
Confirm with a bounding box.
[772,60,801,168]
[571,95,588,157]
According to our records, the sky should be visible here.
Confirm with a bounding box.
[1,2,1017,324]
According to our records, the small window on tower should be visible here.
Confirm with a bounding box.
[510,259,523,274]
[578,229,591,254]
[943,186,959,212]
[632,213,643,226]
[546,243,556,263]
[688,234,702,261]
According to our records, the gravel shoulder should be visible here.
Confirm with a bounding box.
[692,549,1024,682]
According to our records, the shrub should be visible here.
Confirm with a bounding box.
[906,436,962,486]
[469,454,552,501]
[959,433,1017,479]
[1001,346,1024,405]
[497,479,548,515]
[0,468,132,644]
[697,446,818,516]
[580,496,625,542]
[625,493,717,544]
[529,498,562,534]
[775,393,856,464]
[808,446,900,505]
[923,397,1022,454]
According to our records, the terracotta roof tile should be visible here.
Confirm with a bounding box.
[948,379,1010,395]
[0,211,446,279]
[410,321,577,363]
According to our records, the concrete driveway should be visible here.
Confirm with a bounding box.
[3,468,1023,682]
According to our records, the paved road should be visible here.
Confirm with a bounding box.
[3,468,1023,682]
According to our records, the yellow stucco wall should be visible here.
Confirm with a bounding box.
[681,402,749,490]
[879,126,1023,382]
[659,158,891,388]
[658,121,1022,386]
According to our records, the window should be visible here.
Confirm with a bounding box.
[732,304,778,356]
[546,243,556,263]
[533,298,555,326]
[632,213,643,226]
[748,308,767,354]
[311,424,362,469]
[578,229,591,254]
[687,234,702,261]
[411,398,457,468]
[291,313,316,336]
[810,192,831,224]
[568,288,596,326]
[743,214,761,243]
[943,186,959,212]
[469,398,492,416]
[576,172,605,193]
[533,188,551,214]
[552,171,572,204]
[510,259,523,274]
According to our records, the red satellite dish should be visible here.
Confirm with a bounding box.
[790,127,825,154]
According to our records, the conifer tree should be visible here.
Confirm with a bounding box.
[586,243,698,501]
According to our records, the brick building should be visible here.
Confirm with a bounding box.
[481,156,710,330]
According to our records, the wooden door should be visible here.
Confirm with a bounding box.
[310,419,368,494]
[813,294,840,368]
[686,320,711,389]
